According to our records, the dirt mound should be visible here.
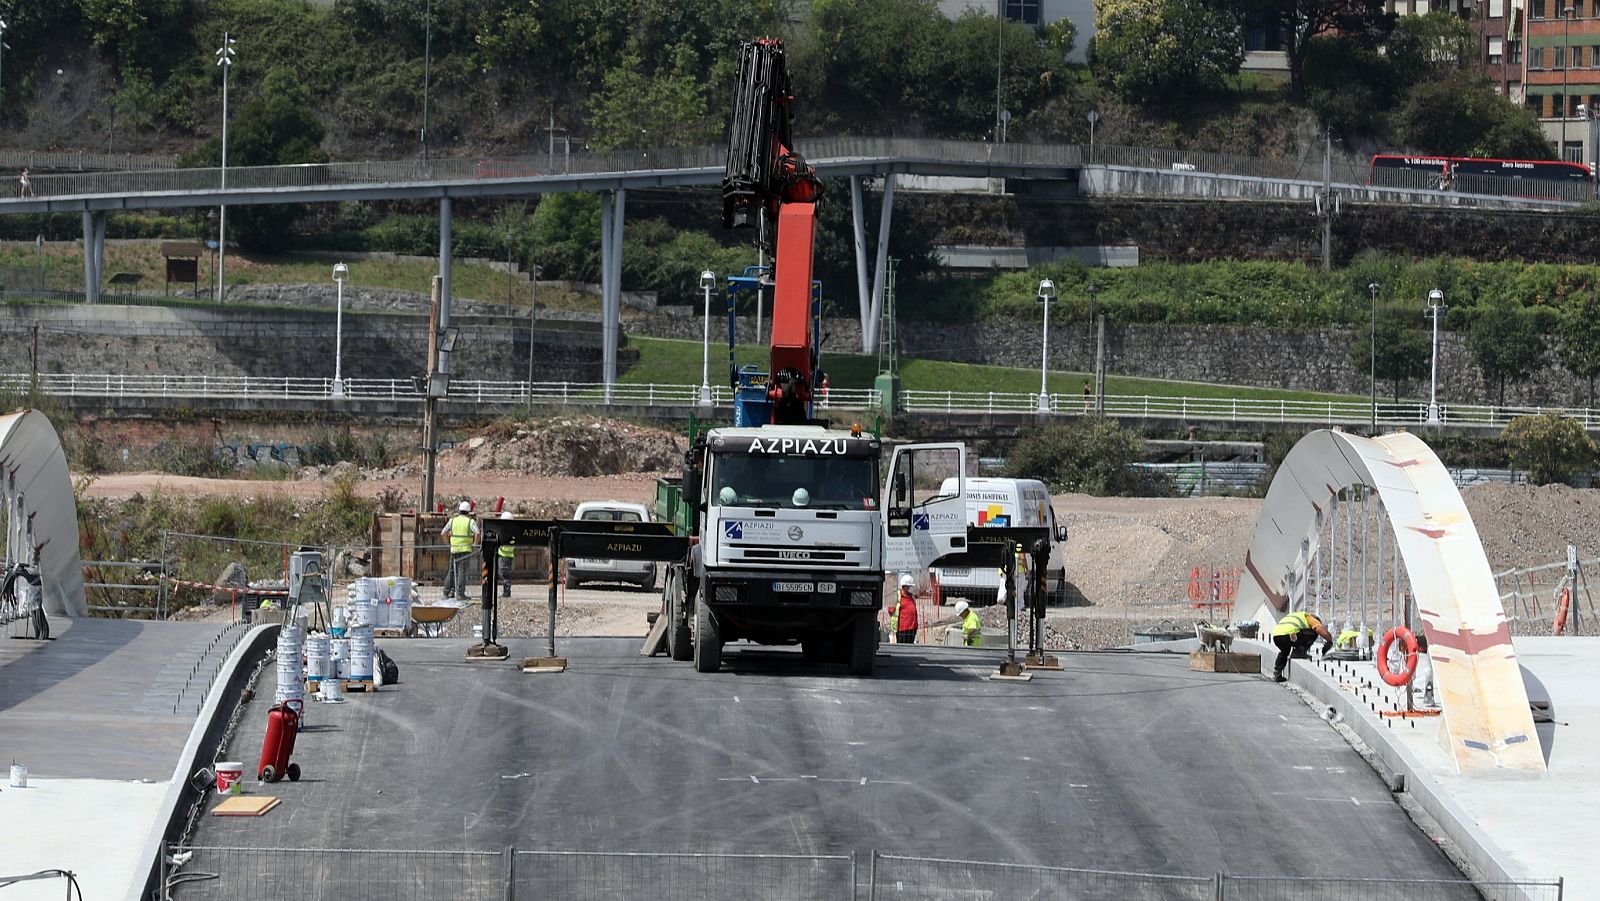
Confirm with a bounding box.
[1058,494,1262,607]
[1462,482,1600,572]
[370,417,687,481]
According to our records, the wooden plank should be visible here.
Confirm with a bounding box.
[1189,650,1261,674]
[212,796,281,816]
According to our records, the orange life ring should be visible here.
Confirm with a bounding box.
[1377,626,1419,687]
[1555,587,1571,636]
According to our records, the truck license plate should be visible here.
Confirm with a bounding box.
[941,567,971,578]
[773,582,813,593]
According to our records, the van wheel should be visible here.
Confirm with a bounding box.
[693,594,722,673]
[847,615,876,676]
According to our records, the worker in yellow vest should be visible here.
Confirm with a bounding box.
[1270,609,1332,683]
[497,510,516,598]
[954,599,982,647]
[439,501,479,599]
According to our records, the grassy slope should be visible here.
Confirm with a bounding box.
[623,336,1358,402]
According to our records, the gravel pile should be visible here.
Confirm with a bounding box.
[1461,482,1600,571]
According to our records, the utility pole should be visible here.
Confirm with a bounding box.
[421,0,432,161]
[215,32,235,303]
[994,0,1004,144]
[1316,127,1338,272]
[421,276,441,512]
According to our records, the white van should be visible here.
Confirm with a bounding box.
[929,478,1069,606]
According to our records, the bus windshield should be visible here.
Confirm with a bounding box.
[710,453,879,510]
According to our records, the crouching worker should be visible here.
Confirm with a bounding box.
[1270,609,1332,683]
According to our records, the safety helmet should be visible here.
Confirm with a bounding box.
[458,501,472,513]
[792,487,810,507]
[954,600,970,616]
[500,511,514,520]
[898,573,915,590]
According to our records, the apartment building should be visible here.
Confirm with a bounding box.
[935,0,1097,62]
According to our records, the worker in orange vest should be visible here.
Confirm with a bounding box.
[893,573,919,644]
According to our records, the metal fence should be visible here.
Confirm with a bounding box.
[0,147,178,172]
[11,371,1600,429]
[0,136,1582,208]
[513,850,857,901]
[1495,553,1598,637]
[162,848,1563,901]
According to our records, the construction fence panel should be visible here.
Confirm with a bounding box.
[512,850,855,901]
[871,855,1214,901]
[1217,875,1563,901]
[166,847,507,901]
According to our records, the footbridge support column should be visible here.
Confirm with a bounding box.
[864,174,896,353]
[81,211,106,303]
[599,188,626,402]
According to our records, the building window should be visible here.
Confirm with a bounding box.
[1003,0,1040,24]
[1489,37,1505,64]
[1490,0,1506,15]
[1557,46,1567,68]
[1510,40,1523,63]
[1532,0,1546,18]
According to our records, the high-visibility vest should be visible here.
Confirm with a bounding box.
[449,515,475,553]
[962,610,982,647]
[1272,611,1320,637]
[497,540,515,559]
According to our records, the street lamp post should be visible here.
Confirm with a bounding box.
[0,18,9,122]
[1368,282,1380,430]
[1087,110,1100,164]
[699,270,717,409]
[527,263,543,396]
[1563,6,1577,161]
[332,262,348,397]
[421,0,432,161]
[215,33,235,304]
[1036,278,1057,413]
[1426,289,1445,425]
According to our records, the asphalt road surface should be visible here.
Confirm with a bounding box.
[173,639,1464,899]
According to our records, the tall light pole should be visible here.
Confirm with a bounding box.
[1087,110,1099,163]
[527,263,542,396]
[331,262,348,397]
[699,270,717,409]
[1088,282,1104,416]
[1368,282,1380,430]
[215,32,235,304]
[1426,289,1445,425]
[0,18,9,122]
[1563,5,1576,161]
[421,0,432,161]
[1036,278,1057,413]
[994,0,1004,143]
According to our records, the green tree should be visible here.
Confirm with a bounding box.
[1386,11,1475,83]
[1232,0,1392,103]
[1469,306,1547,407]
[530,193,602,283]
[1302,39,1395,138]
[587,47,714,151]
[1091,0,1243,107]
[1557,293,1600,407]
[1349,318,1430,402]
[1391,73,1553,159]
[1503,414,1597,486]
[1004,419,1155,496]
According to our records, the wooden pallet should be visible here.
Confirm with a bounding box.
[342,679,377,693]
[374,628,407,639]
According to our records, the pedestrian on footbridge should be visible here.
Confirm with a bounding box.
[1270,610,1332,683]
[440,501,479,599]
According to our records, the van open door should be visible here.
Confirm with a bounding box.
[883,443,969,574]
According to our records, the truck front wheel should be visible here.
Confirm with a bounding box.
[847,614,876,676]
[667,569,693,662]
[693,594,723,673]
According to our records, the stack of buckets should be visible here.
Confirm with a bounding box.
[275,619,306,725]
[346,580,376,685]
[349,576,414,630]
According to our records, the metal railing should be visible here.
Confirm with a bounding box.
[0,148,178,172]
[0,136,1584,208]
[9,371,1600,428]
[161,847,1562,901]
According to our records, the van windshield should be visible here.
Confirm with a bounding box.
[710,453,879,510]
[580,509,643,522]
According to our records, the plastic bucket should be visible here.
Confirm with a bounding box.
[348,625,374,680]
[319,677,345,703]
[8,763,26,788]
[214,762,243,795]
[304,633,331,682]
[331,606,348,638]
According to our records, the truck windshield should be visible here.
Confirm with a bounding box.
[711,454,879,510]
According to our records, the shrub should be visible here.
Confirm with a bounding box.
[1504,414,1596,486]
[1004,418,1156,496]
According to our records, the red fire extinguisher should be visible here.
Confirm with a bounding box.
[257,700,303,783]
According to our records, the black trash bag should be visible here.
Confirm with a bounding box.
[376,648,400,685]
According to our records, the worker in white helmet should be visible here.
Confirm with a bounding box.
[439,500,479,599]
[892,573,919,644]
[954,599,982,648]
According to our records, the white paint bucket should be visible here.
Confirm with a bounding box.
[331,605,348,638]
[330,637,350,679]
[214,762,243,795]
[319,677,345,703]
[9,763,26,788]
[304,633,331,682]
[348,625,374,681]
[276,624,306,699]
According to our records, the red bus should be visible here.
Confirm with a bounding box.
[1370,154,1592,195]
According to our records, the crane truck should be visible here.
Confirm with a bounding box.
[654,39,971,675]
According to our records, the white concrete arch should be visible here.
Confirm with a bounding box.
[0,409,85,618]
[1237,429,1542,774]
